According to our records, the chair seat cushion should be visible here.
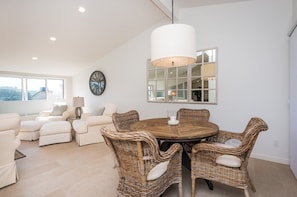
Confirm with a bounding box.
[20,120,46,132]
[210,142,235,148]
[147,161,169,181]
[39,121,71,136]
[216,155,242,168]
[36,116,65,121]
[225,139,242,147]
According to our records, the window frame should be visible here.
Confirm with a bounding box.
[0,74,65,102]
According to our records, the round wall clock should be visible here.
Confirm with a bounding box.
[89,71,106,95]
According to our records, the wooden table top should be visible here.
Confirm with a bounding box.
[130,118,219,142]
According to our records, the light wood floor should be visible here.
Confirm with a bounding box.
[1,140,297,197]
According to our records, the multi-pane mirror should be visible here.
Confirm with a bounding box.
[147,48,217,104]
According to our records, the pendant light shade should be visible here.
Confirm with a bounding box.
[151,23,196,67]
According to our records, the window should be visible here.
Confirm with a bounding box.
[0,77,22,101]
[47,79,64,100]
[147,48,217,104]
[0,76,64,101]
[27,79,46,100]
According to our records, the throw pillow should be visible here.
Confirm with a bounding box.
[102,104,117,117]
[50,105,67,116]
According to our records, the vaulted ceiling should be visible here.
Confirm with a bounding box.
[0,0,249,76]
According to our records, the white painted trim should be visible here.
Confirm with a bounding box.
[151,0,179,21]
[151,0,172,19]
[289,23,297,37]
[251,153,289,165]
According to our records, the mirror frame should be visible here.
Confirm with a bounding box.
[147,47,217,104]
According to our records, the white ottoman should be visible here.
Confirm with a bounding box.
[18,120,46,141]
[39,121,72,146]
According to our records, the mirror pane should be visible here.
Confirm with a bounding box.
[178,66,187,77]
[156,69,165,79]
[192,77,202,89]
[148,70,155,80]
[178,78,187,89]
[192,64,201,76]
[156,80,165,90]
[168,68,176,78]
[191,90,202,101]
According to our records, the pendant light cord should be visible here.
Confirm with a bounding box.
[172,0,174,24]
[171,0,174,66]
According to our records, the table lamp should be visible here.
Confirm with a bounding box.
[73,96,84,119]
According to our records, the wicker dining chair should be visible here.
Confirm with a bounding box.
[173,108,210,152]
[112,110,140,132]
[176,108,210,121]
[101,127,183,197]
[191,117,268,197]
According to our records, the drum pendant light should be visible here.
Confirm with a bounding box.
[151,0,196,67]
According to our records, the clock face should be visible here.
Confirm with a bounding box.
[89,71,106,95]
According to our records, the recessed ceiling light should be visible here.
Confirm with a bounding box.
[78,6,86,13]
[49,37,56,41]
[32,57,38,60]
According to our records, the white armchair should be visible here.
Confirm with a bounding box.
[72,103,117,146]
[0,113,21,188]
[35,103,75,121]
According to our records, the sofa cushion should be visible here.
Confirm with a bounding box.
[40,121,71,135]
[50,105,67,116]
[102,104,117,117]
[20,120,46,132]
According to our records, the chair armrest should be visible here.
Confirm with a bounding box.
[39,110,51,117]
[210,130,243,144]
[63,110,75,120]
[157,143,183,162]
[14,137,21,150]
[192,142,248,157]
[81,113,91,121]
[72,120,88,134]
[85,116,112,126]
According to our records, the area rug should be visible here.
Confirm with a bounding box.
[15,150,26,160]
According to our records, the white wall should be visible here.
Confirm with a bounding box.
[293,0,297,25]
[289,20,297,179]
[73,0,292,164]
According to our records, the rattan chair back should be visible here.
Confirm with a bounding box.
[112,110,140,132]
[177,108,210,121]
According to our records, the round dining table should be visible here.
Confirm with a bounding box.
[130,117,219,190]
[130,118,219,142]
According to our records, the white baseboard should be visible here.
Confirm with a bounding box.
[251,153,289,165]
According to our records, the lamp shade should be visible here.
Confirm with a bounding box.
[151,23,197,67]
[73,97,84,107]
